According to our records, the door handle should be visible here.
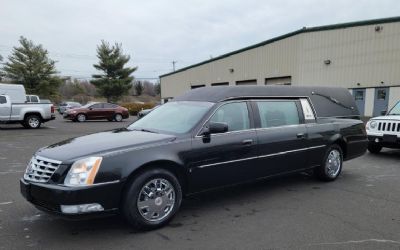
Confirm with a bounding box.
[242,139,254,145]
[296,133,307,139]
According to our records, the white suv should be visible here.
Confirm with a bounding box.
[366,101,400,153]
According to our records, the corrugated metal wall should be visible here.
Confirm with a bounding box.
[160,21,400,113]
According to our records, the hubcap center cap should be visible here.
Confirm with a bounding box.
[155,197,163,206]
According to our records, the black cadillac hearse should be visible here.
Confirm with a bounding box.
[20,86,367,229]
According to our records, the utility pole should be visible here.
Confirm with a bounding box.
[172,60,177,71]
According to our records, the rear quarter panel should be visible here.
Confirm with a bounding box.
[10,103,52,121]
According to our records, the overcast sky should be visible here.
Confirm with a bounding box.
[0,0,399,81]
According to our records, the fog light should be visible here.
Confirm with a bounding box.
[61,203,104,214]
[375,138,380,143]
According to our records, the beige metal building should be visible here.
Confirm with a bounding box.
[160,17,400,117]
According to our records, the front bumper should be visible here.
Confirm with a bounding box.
[63,113,76,120]
[20,178,122,218]
[367,134,400,148]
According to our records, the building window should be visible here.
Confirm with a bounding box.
[377,89,386,100]
[354,90,364,101]
[236,79,257,85]
[211,82,229,86]
[265,76,292,85]
[191,84,205,89]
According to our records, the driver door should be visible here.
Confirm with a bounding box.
[188,101,258,192]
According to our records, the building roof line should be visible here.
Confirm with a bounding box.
[160,16,400,78]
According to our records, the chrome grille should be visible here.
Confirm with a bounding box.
[377,121,400,132]
[24,155,62,183]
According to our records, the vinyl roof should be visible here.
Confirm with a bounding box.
[160,16,400,78]
[173,86,360,118]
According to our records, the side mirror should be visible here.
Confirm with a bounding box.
[381,110,387,116]
[202,122,228,136]
[0,96,7,104]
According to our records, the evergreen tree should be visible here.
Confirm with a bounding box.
[134,81,143,96]
[91,41,137,102]
[2,36,61,97]
[154,82,161,95]
[0,54,3,81]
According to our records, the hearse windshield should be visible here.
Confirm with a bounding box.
[128,101,214,134]
[388,102,400,115]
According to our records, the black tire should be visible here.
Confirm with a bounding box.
[114,113,123,122]
[368,143,382,154]
[315,144,343,182]
[122,168,182,230]
[23,115,41,129]
[76,113,86,122]
[20,121,29,128]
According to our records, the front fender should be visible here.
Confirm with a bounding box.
[94,139,191,184]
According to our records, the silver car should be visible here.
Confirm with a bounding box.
[58,101,82,114]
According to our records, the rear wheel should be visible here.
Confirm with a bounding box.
[315,144,343,181]
[76,113,86,122]
[367,143,382,154]
[122,168,182,230]
[24,115,41,129]
[114,113,123,122]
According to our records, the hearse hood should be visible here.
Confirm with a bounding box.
[370,115,400,121]
[35,129,176,162]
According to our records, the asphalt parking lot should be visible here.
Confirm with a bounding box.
[1,114,400,250]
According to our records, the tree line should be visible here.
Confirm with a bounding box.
[0,37,161,102]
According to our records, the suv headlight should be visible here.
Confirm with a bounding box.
[64,157,102,186]
[369,121,377,129]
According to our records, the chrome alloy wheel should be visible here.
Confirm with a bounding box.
[28,117,40,128]
[115,114,123,122]
[77,114,86,122]
[137,178,175,222]
[325,149,341,178]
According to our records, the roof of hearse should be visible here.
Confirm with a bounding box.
[173,86,360,118]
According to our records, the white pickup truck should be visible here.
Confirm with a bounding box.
[366,101,400,153]
[0,83,55,129]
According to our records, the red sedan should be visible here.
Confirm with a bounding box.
[63,102,129,122]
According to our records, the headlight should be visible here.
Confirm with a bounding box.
[71,110,77,114]
[369,121,377,129]
[64,157,102,186]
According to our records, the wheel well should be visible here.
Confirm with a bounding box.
[333,139,347,159]
[122,160,188,196]
[24,112,43,121]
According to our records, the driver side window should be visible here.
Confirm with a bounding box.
[209,102,250,132]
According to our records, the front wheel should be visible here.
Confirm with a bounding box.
[122,168,182,230]
[76,113,86,122]
[24,115,41,129]
[368,143,382,154]
[315,145,343,181]
[114,113,123,122]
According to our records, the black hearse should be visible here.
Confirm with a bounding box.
[20,86,367,229]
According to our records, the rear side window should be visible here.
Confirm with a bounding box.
[90,103,103,109]
[103,103,118,108]
[210,102,250,132]
[30,96,39,103]
[256,101,300,128]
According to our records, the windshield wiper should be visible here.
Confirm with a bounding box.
[388,113,400,115]
[129,128,158,133]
